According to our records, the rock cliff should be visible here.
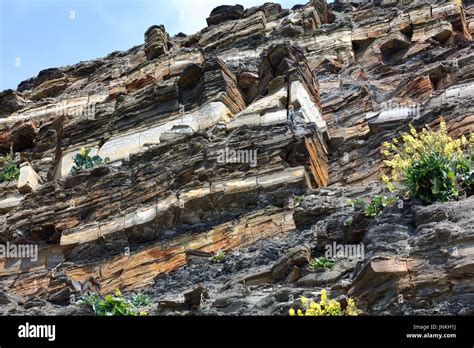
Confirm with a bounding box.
[0,0,473,315]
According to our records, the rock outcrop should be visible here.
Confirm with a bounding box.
[0,0,472,316]
[144,25,170,60]
[206,5,245,26]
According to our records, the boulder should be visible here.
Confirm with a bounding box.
[296,269,343,287]
[17,162,41,194]
[158,285,208,311]
[271,245,311,281]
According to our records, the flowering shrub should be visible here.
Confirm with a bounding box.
[289,289,359,316]
[78,289,149,316]
[381,120,473,202]
[70,147,109,174]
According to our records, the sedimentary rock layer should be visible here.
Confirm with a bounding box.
[0,0,472,315]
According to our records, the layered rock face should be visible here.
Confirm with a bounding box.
[0,0,473,315]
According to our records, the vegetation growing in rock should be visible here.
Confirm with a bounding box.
[349,197,365,209]
[289,289,359,316]
[131,293,152,307]
[209,251,225,263]
[78,289,149,316]
[382,120,473,202]
[292,195,305,207]
[349,195,397,217]
[308,257,335,271]
[344,216,353,226]
[364,195,398,217]
[70,147,109,174]
[0,155,20,183]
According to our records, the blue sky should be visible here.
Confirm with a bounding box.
[0,0,307,91]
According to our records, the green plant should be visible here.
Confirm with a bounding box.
[405,152,458,202]
[344,216,353,226]
[349,197,365,208]
[70,147,109,174]
[292,195,305,206]
[363,195,398,217]
[308,257,335,271]
[0,155,20,183]
[289,289,359,316]
[78,289,148,316]
[209,251,225,263]
[458,148,474,194]
[382,120,473,202]
[350,195,397,217]
[78,292,100,307]
[131,293,152,307]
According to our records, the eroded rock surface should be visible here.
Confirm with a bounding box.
[0,0,473,316]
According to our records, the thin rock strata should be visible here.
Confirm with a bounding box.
[0,0,472,316]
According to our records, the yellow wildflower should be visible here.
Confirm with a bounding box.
[440,119,447,132]
[288,289,361,316]
[320,289,327,302]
